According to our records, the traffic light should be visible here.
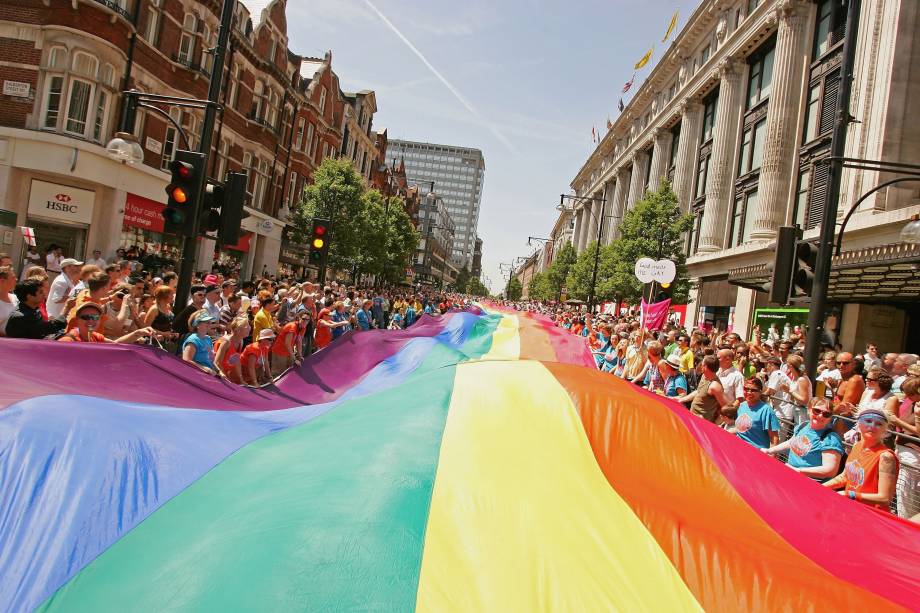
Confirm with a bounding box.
[655,281,673,303]
[769,225,802,304]
[309,218,330,266]
[163,150,205,236]
[200,180,224,235]
[218,172,250,245]
[791,238,819,302]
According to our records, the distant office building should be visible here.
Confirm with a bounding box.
[386,139,485,268]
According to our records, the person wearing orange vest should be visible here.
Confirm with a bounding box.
[824,407,900,512]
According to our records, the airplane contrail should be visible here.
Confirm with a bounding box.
[362,0,517,154]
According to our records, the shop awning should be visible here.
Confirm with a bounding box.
[728,241,920,302]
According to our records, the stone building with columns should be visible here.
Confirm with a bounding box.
[570,0,920,350]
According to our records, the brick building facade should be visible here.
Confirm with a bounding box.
[0,0,380,279]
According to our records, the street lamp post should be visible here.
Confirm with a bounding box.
[559,188,609,313]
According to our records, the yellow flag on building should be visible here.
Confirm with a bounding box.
[662,10,679,42]
[634,47,654,70]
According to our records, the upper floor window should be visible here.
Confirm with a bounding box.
[700,44,711,66]
[267,90,280,128]
[142,0,161,45]
[41,48,116,144]
[201,25,213,73]
[294,117,305,150]
[306,122,316,155]
[737,117,767,175]
[251,80,264,120]
[701,92,718,142]
[161,107,182,170]
[813,0,848,60]
[319,88,327,114]
[228,63,240,108]
[178,14,197,65]
[746,41,775,108]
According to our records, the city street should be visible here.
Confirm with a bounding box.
[1,0,920,610]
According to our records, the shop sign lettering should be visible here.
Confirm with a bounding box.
[27,180,95,225]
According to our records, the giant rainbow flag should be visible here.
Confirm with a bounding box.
[1,306,919,612]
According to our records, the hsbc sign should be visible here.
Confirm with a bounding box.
[27,180,95,225]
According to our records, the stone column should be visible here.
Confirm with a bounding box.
[648,129,674,192]
[600,180,616,245]
[575,205,588,252]
[609,168,631,241]
[626,151,649,208]
[585,196,600,249]
[672,99,703,211]
[750,0,810,240]
[697,58,744,253]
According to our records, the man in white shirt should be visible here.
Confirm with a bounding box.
[716,349,744,413]
[87,249,107,269]
[45,258,82,319]
[763,356,794,420]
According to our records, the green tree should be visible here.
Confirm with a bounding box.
[466,277,489,297]
[453,266,472,293]
[546,240,577,299]
[565,241,602,301]
[604,180,693,303]
[289,158,367,274]
[506,277,523,300]
[527,271,553,301]
[358,191,420,283]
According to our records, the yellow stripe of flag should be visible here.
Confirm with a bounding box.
[635,47,654,70]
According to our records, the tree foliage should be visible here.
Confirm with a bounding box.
[506,277,523,300]
[466,277,490,297]
[527,272,553,301]
[604,180,693,303]
[289,158,419,282]
[453,266,472,293]
[545,241,577,299]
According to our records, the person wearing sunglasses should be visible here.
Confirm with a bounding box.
[824,407,899,512]
[730,378,779,450]
[58,302,154,344]
[763,398,843,481]
[856,368,899,415]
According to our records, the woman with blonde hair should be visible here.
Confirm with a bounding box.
[214,316,250,384]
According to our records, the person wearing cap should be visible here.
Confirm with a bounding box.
[201,284,222,322]
[45,258,82,319]
[763,398,844,481]
[730,378,780,450]
[824,407,899,512]
[657,353,688,398]
[181,309,217,374]
[218,279,237,309]
[59,302,154,344]
[241,328,275,385]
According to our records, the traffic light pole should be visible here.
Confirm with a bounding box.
[804,0,861,381]
[175,0,235,309]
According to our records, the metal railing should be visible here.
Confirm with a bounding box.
[764,396,920,519]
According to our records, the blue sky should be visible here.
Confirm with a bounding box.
[289,0,699,292]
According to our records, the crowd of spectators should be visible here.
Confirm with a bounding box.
[503,298,920,522]
[0,250,468,389]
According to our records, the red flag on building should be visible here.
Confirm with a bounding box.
[622,73,636,93]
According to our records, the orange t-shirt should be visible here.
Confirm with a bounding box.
[844,439,899,511]
[240,342,268,380]
[59,329,106,343]
[216,337,243,384]
[571,323,583,336]
[314,309,333,349]
[272,322,299,357]
[66,292,107,331]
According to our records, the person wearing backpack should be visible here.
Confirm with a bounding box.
[763,398,844,482]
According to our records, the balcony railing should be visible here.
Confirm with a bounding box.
[91,0,132,21]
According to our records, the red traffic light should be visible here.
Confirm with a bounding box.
[314,225,327,236]
[171,160,194,179]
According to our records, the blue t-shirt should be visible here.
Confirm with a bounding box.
[405,307,417,327]
[735,400,780,449]
[786,423,844,472]
[331,311,349,339]
[182,334,215,370]
[356,309,371,331]
[663,374,688,397]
